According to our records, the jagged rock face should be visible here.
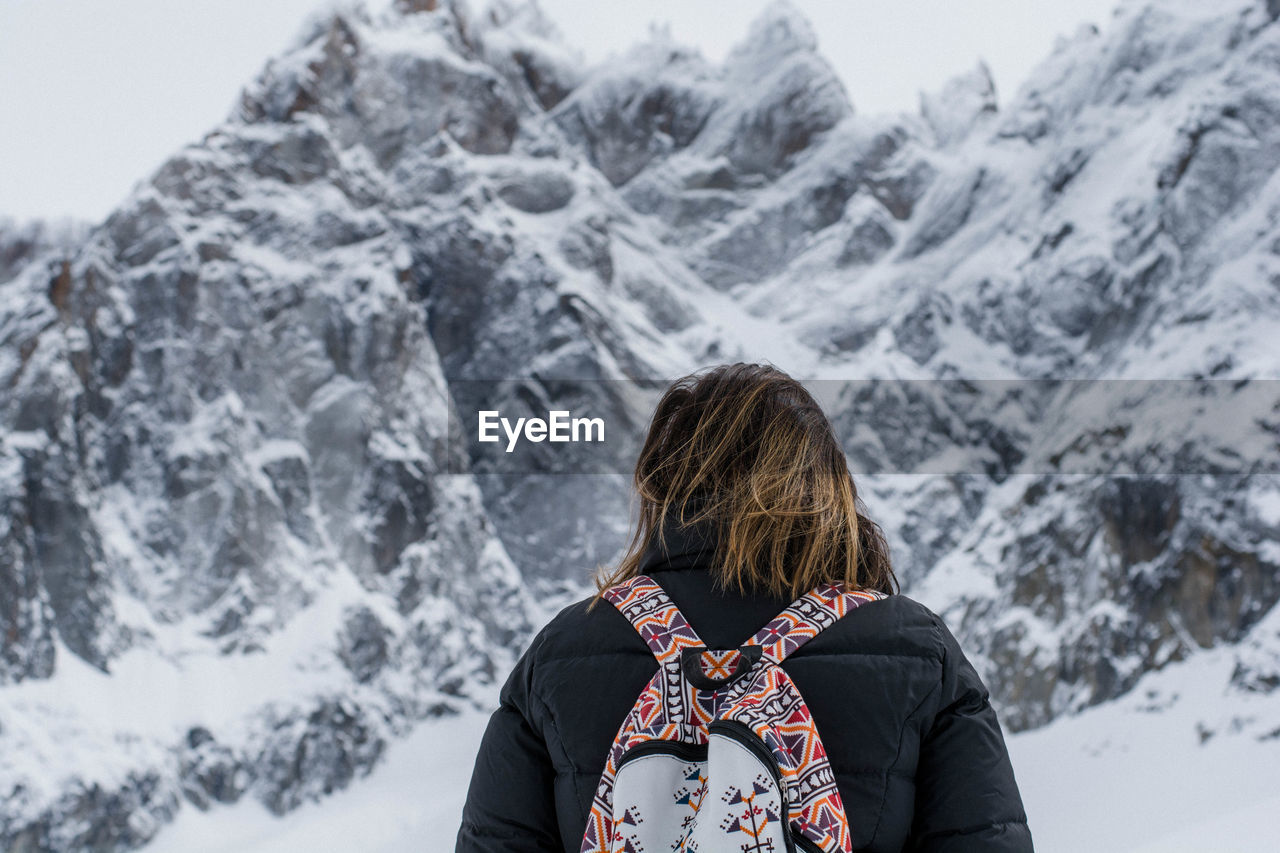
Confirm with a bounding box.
[0,218,92,285]
[835,371,1280,730]
[3,0,1280,847]
[950,473,1280,731]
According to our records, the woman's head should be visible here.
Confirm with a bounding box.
[596,362,897,601]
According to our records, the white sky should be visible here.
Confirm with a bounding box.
[0,0,1121,223]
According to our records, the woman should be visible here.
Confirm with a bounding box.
[457,363,1033,852]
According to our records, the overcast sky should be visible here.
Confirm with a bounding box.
[0,0,1121,223]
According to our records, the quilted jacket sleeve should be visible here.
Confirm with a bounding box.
[905,614,1034,852]
[456,640,562,852]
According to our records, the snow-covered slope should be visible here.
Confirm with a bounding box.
[140,620,1280,852]
[2,0,1280,848]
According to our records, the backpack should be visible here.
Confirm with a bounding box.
[580,574,887,853]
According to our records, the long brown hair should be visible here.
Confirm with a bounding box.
[593,362,898,604]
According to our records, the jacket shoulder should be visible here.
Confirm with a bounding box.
[794,591,949,662]
[522,592,651,667]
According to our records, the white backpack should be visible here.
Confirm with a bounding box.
[580,574,886,853]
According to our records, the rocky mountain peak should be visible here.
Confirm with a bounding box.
[726,0,820,68]
[918,59,998,148]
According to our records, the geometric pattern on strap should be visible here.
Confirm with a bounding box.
[726,581,887,851]
[603,575,704,663]
[718,661,853,850]
[745,581,886,664]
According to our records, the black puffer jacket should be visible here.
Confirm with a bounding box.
[457,518,1033,852]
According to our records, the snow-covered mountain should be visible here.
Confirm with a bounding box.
[2,0,1280,848]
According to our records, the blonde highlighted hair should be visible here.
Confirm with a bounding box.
[593,363,897,604]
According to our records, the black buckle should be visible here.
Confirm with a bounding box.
[680,645,763,691]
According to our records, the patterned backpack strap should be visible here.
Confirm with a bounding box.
[603,574,705,665]
[746,583,886,664]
